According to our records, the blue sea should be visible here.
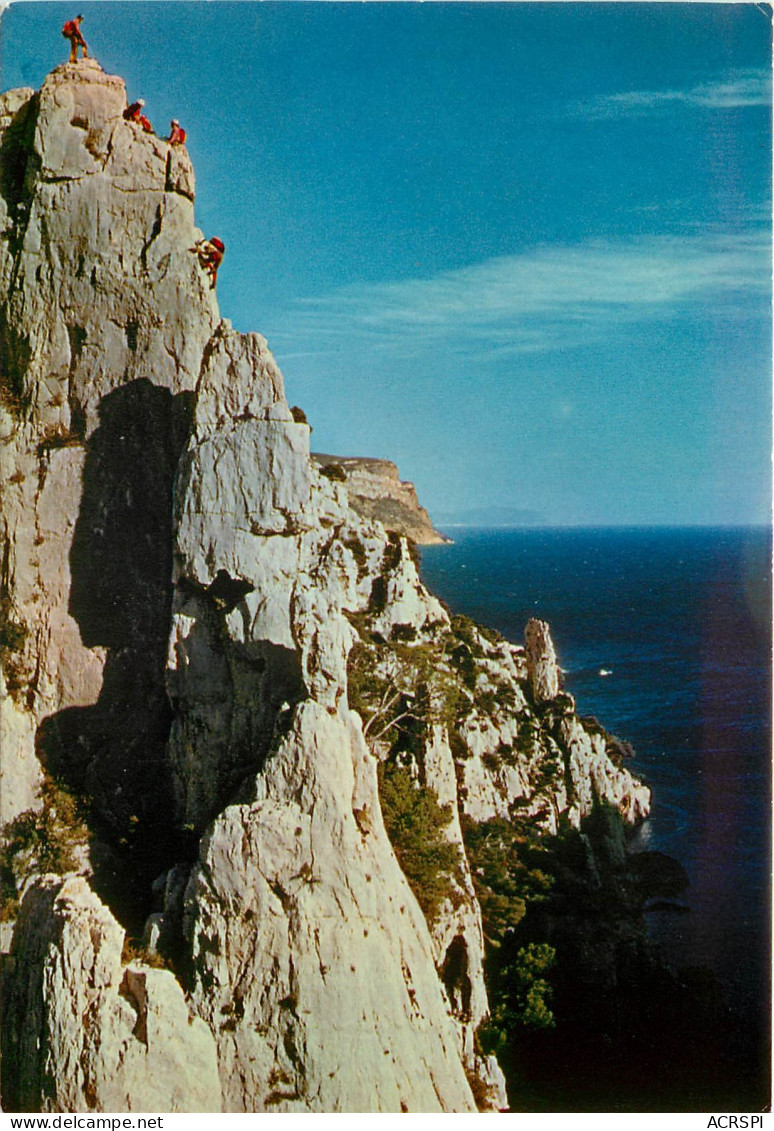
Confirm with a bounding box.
[420,526,771,1026]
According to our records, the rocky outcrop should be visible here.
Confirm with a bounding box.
[525,618,560,704]
[1,876,220,1113]
[312,454,449,545]
[0,59,650,1115]
[184,704,477,1112]
[0,60,218,830]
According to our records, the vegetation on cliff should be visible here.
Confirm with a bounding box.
[377,763,464,923]
[0,775,90,921]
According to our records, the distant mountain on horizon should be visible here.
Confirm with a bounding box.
[431,505,547,528]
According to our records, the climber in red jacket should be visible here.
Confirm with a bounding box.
[62,15,88,63]
[124,99,154,134]
[168,120,187,146]
[123,99,145,123]
[195,238,225,289]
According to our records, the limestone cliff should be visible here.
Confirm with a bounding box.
[0,61,650,1114]
[0,60,217,833]
[312,453,450,545]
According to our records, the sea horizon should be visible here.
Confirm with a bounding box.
[431,520,772,531]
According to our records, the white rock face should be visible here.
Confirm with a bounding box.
[559,714,651,826]
[0,676,40,823]
[422,725,508,1111]
[370,538,449,639]
[185,703,476,1112]
[2,876,221,1113]
[2,63,217,427]
[167,336,334,828]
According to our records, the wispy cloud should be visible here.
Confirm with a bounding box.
[574,69,771,120]
[267,229,770,362]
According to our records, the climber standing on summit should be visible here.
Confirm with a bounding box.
[62,14,88,63]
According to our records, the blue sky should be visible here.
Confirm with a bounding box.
[1,1,771,525]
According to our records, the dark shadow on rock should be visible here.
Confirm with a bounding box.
[0,94,41,416]
[69,380,194,649]
[0,92,37,210]
[441,934,472,1022]
[165,576,306,834]
[0,92,39,231]
[0,879,58,1113]
[36,380,196,932]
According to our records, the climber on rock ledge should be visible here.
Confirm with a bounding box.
[62,15,89,63]
[123,99,144,122]
[124,99,154,133]
[195,237,225,289]
[168,119,187,146]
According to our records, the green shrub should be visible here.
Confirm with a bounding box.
[0,369,28,416]
[495,680,517,710]
[478,624,504,646]
[343,535,368,580]
[378,762,463,923]
[122,937,170,970]
[406,540,422,571]
[505,942,556,1028]
[448,726,470,762]
[320,462,346,482]
[580,714,605,736]
[497,741,517,766]
[0,776,91,921]
[475,687,497,714]
[368,574,388,614]
[450,614,485,659]
[347,642,389,723]
[348,630,463,746]
[449,640,478,692]
[515,711,539,755]
[553,691,575,714]
[605,733,636,768]
[478,941,557,1057]
[0,616,26,654]
[461,816,552,946]
[0,598,29,701]
[532,757,562,790]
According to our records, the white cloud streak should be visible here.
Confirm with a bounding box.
[574,69,771,119]
[268,229,770,362]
